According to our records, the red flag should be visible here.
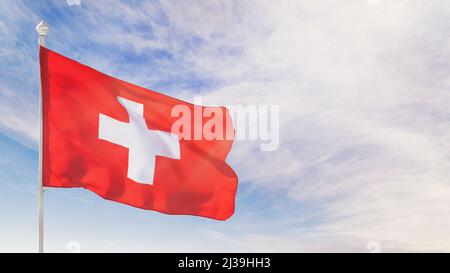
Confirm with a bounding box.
[39,46,238,220]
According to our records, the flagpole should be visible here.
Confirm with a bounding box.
[36,20,48,254]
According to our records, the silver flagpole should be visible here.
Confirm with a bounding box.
[36,20,48,254]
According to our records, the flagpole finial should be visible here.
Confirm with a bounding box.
[36,21,49,46]
[36,21,49,36]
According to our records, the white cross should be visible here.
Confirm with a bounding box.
[98,97,180,185]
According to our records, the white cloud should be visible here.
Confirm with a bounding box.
[0,87,39,147]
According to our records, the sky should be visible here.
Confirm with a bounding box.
[0,0,450,252]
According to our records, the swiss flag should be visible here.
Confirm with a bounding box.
[39,46,238,220]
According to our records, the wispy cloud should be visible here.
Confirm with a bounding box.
[168,0,450,251]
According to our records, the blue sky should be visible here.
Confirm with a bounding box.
[1,0,450,252]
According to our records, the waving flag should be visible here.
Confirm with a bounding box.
[39,46,237,220]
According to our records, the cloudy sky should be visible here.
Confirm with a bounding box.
[1,0,450,252]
